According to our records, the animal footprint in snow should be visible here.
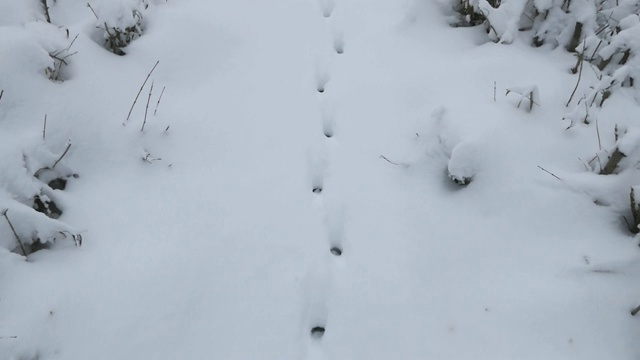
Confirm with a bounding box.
[330,246,342,256]
[321,109,335,138]
[320,0,334,17]
[311,326,326,338]
[316,74,329,93]
[333,33,345,54]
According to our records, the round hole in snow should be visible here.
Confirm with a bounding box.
[330,247,342,256]
[311,326,325,338]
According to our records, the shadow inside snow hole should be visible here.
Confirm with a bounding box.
[34,167,78,191]
[311,326,325,338]
[441,169,469,192]
[33,195,62,219]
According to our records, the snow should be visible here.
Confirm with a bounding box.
[1,0,639,359]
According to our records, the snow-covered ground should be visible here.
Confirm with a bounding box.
[1,0,639,359]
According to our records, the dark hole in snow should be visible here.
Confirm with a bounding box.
[313,187,323,194]
[311,326,325,338]
[317,86,325,93]
[450,175,472,186]
[30,239,51,253]
[33,195,62,219]
[48,178,67,190]
[330,247,342,256]
[324,132,333,138]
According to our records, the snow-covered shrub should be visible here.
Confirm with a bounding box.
[594,126,640,175]
[448,0,640,122]
[505,85,540,112]
[628,186,640,233]
[0,144,82,257]
[93,0,148,55]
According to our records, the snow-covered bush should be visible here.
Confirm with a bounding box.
[449,0,640,114]
[92,0,148,55]
[0,141,82,257]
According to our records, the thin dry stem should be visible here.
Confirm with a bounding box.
[154,86,166,116]
[86,3,99,19]
[141,80,154,132]
[41,0,51,23]
[537,165,562,181]
[2,210,27,257]
[125,60,159,124]
[53,142,71,169]
[567,51,584,107]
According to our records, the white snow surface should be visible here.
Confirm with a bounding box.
[1,0,639,359]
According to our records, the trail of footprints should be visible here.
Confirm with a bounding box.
[305,0,346,348]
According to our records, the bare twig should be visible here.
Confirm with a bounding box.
[41,0,51,23]
[537,165,562,181]
[493,81,496,102]
[566,50,585,107]
[154,86,165,116]
[632,304,640,316]
[2,210,27,257]
[141,80,154,132]
[0,336,18,339]
[380,155,408,167]
[0,90,4,102]
[43,114,47,140]
[125,60,159,124]
[51,34,79,57]
[52,142,71,169]
[595,118,601,151]
[86,3,99,19]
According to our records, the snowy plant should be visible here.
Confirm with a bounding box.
[449,0,640,113]
[505,85,539,112]
[595,127,640,175]
[92,0,147,55]
[628,186,640,233]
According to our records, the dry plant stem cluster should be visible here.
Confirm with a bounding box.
[125,60,159,125]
